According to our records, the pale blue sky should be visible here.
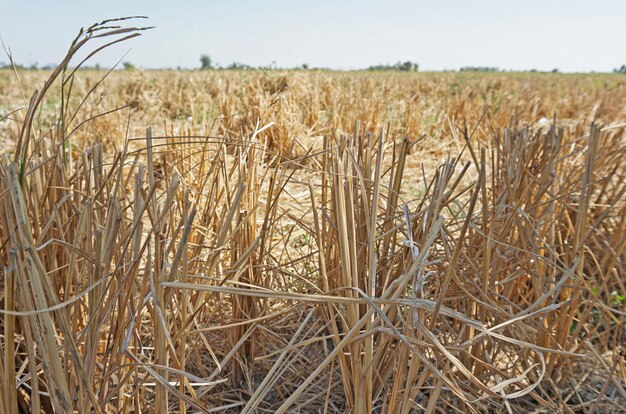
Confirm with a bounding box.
[1,0,625,72]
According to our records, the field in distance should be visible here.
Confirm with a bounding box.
[1,64,625,413]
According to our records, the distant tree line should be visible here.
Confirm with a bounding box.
[4,56,625,74]
[0,61,107,70]
[459,66,500,72]
[367,61,419,72]
[199,55,421,72]
[459,67,563,73]
[0,61,51,70]
[199,54,326,71]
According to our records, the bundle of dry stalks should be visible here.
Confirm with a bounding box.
[0,18,625,413]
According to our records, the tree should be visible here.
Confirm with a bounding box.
[399,61,418,71]
[615,65,626,74]
[200,54,213,70]
[122,61,135,70]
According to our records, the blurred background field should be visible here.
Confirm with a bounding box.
[3,69,626,156]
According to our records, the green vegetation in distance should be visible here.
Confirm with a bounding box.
[3,54,626,74]
[367,61,419,71]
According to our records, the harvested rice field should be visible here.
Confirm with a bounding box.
[0,18,625,413]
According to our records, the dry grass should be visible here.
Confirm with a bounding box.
[0,18,625,413]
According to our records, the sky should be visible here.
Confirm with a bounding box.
[1,0,625,72]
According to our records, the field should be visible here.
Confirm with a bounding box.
[1,22,625,413]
